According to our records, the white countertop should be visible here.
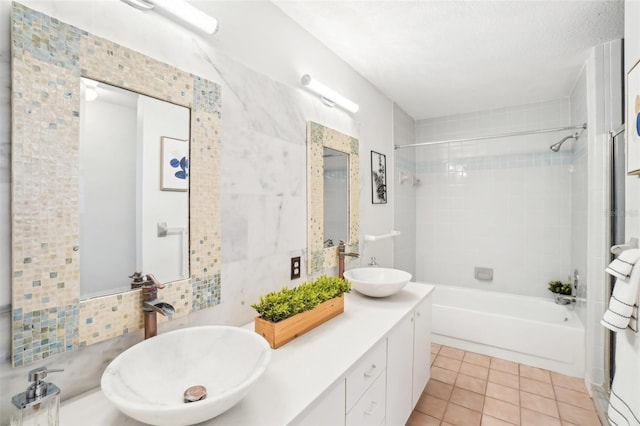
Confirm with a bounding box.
[59,282,434,426]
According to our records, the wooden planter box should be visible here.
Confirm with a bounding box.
[254,296,344,349]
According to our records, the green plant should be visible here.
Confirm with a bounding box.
[548,280,572,295]
[251,275,351,323]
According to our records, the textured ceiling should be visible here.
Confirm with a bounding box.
[273,0,624,120]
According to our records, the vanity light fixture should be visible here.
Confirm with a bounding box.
[301,74,359,113]
[120,0,218,35]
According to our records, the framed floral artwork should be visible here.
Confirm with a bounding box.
[627,58,640,175]
[161,136,189,191]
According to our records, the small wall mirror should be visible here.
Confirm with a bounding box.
[323,147,349,246]
[79,78,190,299]
[307,122,359,274]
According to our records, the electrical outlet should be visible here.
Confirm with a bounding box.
[290,256,301,280]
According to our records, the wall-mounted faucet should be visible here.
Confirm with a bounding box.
[338,240,359,279]
[135,272,175,339]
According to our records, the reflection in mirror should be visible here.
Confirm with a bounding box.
[79,78,190,299]
[323,147,349,247]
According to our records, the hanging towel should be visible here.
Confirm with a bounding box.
[602,249,640,332]
[606,248,640,280]
[607,328,640,426]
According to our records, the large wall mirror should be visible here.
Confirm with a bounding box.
[307,122,359,274]
[323,147,349,246]
[79,78,190,298]
[11,3,221,367]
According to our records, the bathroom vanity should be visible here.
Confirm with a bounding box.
[57,283,434,425]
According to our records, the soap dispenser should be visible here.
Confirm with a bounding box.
[10,367,63,426]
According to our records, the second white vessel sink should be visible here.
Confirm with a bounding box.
[343,267,412,297]
[101,326,272,426]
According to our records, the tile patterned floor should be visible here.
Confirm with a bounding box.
[406,343,601,426]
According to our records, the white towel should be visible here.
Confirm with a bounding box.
[602,253,640,332]
[607,329,640,426]
[606,248,640,280]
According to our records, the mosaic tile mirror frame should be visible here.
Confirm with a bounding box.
[10,3,222,367]
[307,122,359,274]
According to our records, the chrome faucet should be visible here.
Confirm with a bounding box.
[554,270,579,306]
[554,294,576,305]
[137,273,175,339]
[338,240,359,279]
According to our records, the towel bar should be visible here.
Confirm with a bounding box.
[611,237,639,255]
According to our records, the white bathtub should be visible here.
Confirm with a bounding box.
[429,284,585,377]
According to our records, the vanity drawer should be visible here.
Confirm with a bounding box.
[346,340,387,410]
[346,372,386,426]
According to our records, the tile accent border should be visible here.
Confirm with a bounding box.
[306,122,359,274]
[11,3,222,366]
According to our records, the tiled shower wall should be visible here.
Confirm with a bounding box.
[413,99,575,298]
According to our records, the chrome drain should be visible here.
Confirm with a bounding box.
[184,385,207,403]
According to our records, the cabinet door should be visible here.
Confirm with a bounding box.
[412,294,432,407]
[385,312,414,426]
[293,379,346,426]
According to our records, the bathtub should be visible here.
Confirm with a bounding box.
[429,284,585,377]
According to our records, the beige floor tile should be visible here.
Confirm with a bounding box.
[434,355,463,372]
[440,346,466,360]
[490,358,519,375]
[406,410,441,426]
[519,391,559,418]
[450,387,485,412]
[431,366,458,385]
[519,377,554,399]
[410,349,595,426]
[483,397,520,425]
[456,373,488,394]
[464,352,492,368]
[460,362,490,380]
[481,414,517,425]
[486,382,520,406]
[415,394,448,419]
[521,408,562,426]
[557,402,601,426]
[550,372,587,393]
[519,365,551,384]
[488,369,520,389]
[553,386,595,410]
[425,379,454,400]
[443,402,483,426]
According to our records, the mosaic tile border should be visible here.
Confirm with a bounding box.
[11,3,222,366]
[307,122,359,274]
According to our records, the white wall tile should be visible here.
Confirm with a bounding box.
[413,98,573,298]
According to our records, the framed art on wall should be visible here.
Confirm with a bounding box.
[161,136,189,191]
[627,58,640,175]
[371,150,387,204]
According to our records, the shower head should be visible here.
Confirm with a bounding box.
[550,132,579,152]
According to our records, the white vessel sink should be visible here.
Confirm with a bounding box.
[101,326,272,426]
[344,267,412,297]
